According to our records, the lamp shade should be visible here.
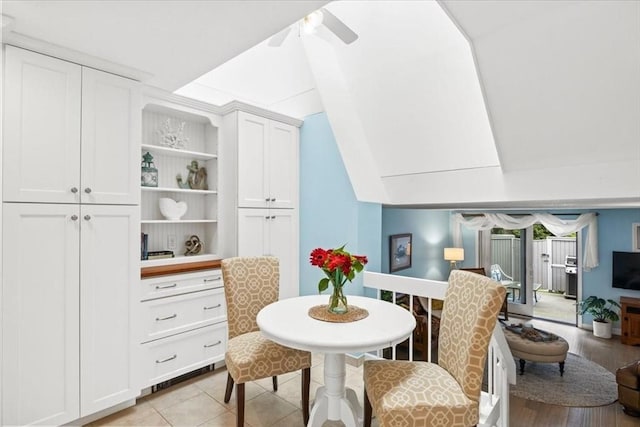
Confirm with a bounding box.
[444,247,464,262]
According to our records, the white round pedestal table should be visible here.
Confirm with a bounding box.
[257,295,416,427]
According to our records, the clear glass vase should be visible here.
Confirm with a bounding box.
[328,284,348,314]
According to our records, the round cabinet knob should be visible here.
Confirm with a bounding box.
[70,187,79,193]
[84,188,92,194]
[271,198,276,202]
[71,215,78,221]
[84,215,91,221]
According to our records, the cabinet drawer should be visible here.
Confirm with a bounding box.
[141,270,222,301]
[141,323,227,388]
[141,288,226,343]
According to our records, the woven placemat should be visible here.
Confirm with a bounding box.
[308,305,369,323]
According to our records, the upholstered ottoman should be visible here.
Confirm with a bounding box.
[503,326,569,376]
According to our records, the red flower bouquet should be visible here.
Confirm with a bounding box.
[310,245,368,314]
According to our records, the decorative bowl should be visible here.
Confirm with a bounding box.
[159,197,187,220]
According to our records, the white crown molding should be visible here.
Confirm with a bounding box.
[219,100,304,127]
[141,88,304,128]
[142,86,226,116]
[2,31,153,82]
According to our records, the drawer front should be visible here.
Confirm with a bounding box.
[141,270,223,301]
[141,288,226,343]
[141,323,227,388]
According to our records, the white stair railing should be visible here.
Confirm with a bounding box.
[363,271,516,427]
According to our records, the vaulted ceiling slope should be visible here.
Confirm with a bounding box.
[3,1,638,208]
[314,0,639,208]
[1,0,327,90]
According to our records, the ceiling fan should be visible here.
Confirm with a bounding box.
[268,8,358,47]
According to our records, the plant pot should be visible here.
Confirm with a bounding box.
[592,320,612,339]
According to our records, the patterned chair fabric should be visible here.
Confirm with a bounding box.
[222,256,311,384]
[363,269,506,427]
[222,256,312,427]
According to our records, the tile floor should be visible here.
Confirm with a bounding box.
[90,353,377,427]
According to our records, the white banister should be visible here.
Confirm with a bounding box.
[363,271,516,427]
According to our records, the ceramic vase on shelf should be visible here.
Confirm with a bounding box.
[328,284,348,314]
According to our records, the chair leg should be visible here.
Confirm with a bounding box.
[272,375,278,391]
[236,383,245,427]
[224,373,234,403]
[302,367,310,425]
[364,388,372,427]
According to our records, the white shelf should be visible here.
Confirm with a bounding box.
[141,144,217,160]
[141,186,217,195]
[141,253,220,267]
[141,219,217,224]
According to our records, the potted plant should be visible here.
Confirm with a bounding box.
[578,296,621,339]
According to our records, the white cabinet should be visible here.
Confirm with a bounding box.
[237,112,298,209]
[238,208,298,299]
[140,96,220,266]
[2,203,139,426]
[221,109,301,299]
[79,205,140,416]
[3,46,140,205]
[2,46,141,426]
[139,270,227,388]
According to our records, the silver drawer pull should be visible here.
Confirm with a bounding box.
[156,283,177,290]
[156,313,177,321]
[203,304,221,310]
[155,354,177,364]
[204,341,222,348]
[204,277,221,283]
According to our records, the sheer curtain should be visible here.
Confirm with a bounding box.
[452,212,598,270]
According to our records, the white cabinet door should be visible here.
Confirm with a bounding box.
[237,112,268,208]
[81,68,141,205]
[80,205,139,416]
[269,210,299,299]
[237,208,298,299]
[3,46,82,203]
[2,203,80,426]
[268,121,298,209]
[237,208,269,256]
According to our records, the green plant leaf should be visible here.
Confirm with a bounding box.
[318,278,329,293]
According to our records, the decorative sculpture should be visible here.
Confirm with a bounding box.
[185,235,203,256]
[158,118,188,149]
[176,160,208,190]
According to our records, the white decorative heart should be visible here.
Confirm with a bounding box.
[159,197,188,220]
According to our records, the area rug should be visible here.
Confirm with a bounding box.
[509,352,618,407]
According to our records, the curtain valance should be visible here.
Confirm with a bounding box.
[452,212,598,270]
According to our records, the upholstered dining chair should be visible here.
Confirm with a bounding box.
[461,267,509,320]
[363,270,505,427]
[222,256,311,427]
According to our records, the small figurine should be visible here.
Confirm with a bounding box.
[176,174,190,189]
[186,160,208,190]
[185,235,203,256]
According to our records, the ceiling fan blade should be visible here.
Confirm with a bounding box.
[320,8,358,44]
[268,26,292,47]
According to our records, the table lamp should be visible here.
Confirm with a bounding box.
[444,247,464,270]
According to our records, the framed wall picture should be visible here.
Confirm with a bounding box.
[389,233,412,272]
[633,223,640,252]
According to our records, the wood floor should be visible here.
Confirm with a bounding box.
[509,317,640,427]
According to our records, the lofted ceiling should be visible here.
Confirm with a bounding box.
[2,0,639,208]
[1,0,327,90]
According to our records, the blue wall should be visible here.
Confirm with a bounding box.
[381,208,477,281]
[299,113,382,297]
[582,209,640,321]
[298,114,640,323]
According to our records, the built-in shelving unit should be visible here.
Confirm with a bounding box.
[140,97,221,267]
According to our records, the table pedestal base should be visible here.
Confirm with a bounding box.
[308,353,362,427]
